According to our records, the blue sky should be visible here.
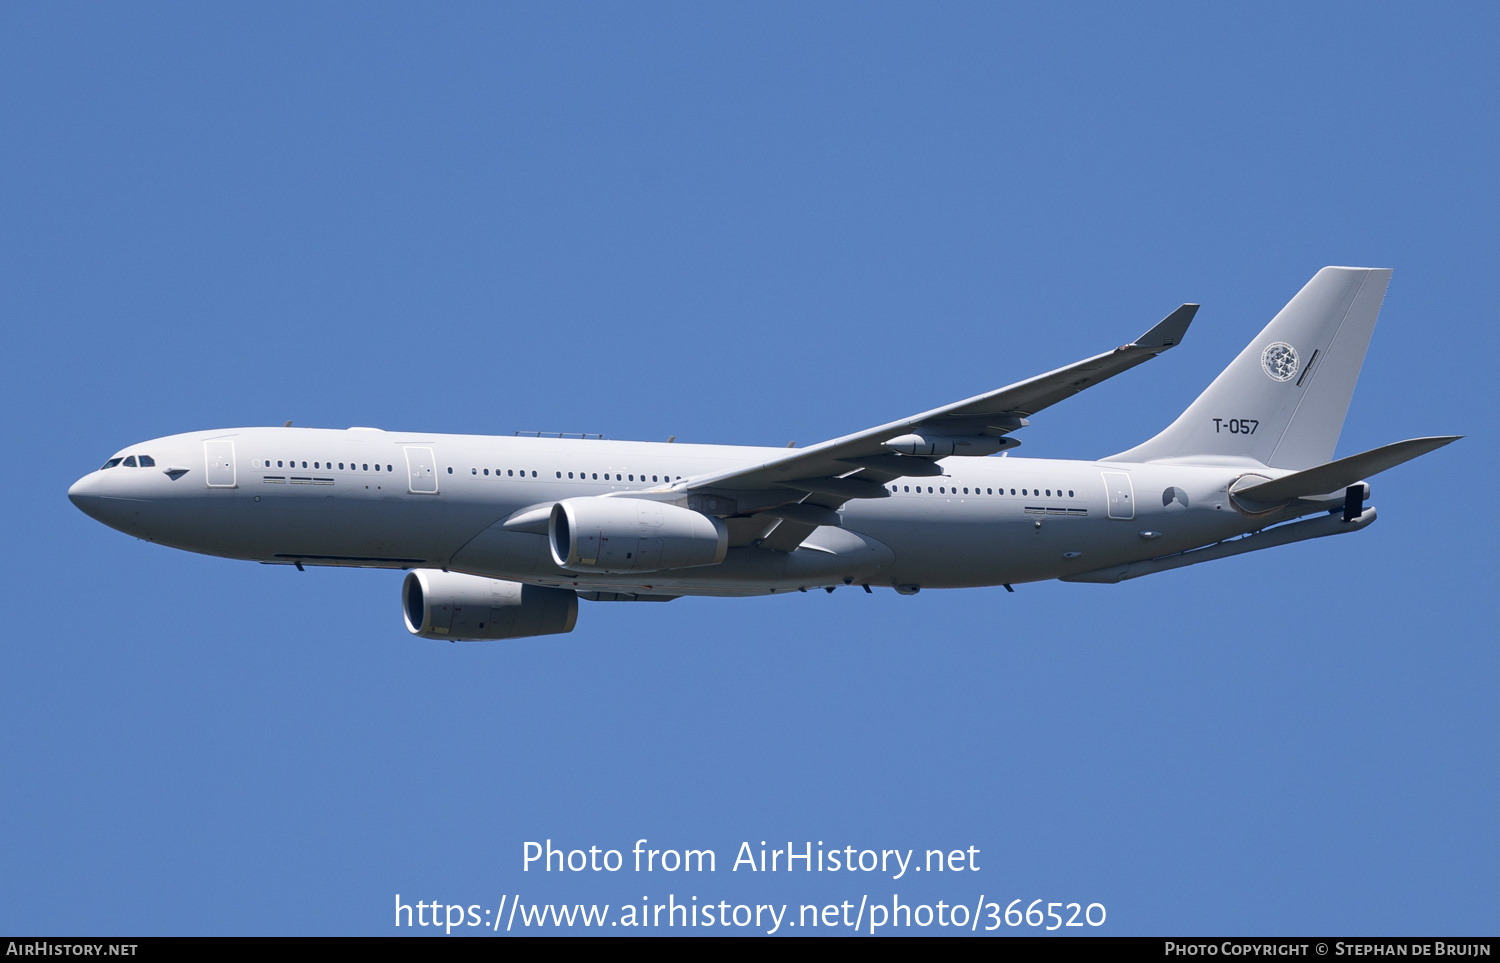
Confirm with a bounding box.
[3,3,1495,935]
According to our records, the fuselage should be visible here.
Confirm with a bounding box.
[68,426,1305,597]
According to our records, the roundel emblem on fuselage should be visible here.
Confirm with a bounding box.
[1261,342,1299,382]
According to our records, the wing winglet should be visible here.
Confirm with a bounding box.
[1133,303,1198,349]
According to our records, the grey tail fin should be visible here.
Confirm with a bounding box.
[1104,267,1391,469]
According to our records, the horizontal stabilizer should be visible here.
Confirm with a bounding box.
[1234,435,1461,502]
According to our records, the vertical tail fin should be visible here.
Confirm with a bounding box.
[1105,267,1391,469]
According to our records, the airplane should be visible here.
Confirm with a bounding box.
[68,267,1459,641]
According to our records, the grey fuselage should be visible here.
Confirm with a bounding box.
[68,426,1310,597]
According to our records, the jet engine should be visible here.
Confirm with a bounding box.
[402,570,578,641]
[549,496,728,574]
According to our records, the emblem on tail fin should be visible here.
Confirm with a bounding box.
[1260,342,1299,382]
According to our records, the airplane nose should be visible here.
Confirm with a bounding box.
[68,473,109,521]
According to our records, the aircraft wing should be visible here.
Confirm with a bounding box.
[673,303,1197,549]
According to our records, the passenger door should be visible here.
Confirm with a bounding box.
[1100,471,1134,520]
[204,441,236,488]
[405,447,438,494]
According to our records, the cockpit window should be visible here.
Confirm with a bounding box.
[138,455,155,467]
[122,456,138,467]
[101,457,123,470]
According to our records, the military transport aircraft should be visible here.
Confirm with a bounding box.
[69,267,1458,641]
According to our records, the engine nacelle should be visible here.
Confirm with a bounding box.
[550,496,728,574]
[403,570,578,641]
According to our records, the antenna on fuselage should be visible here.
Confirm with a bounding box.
[284,421,293,428]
